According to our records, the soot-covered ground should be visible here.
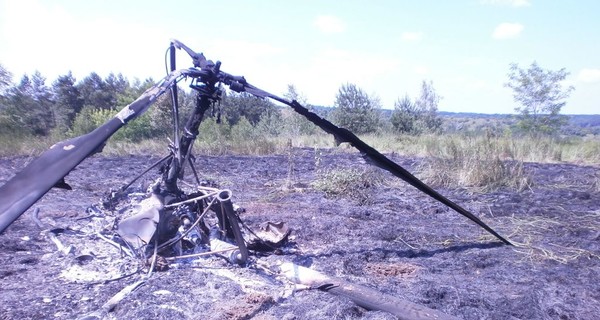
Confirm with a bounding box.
[0,148,599,319]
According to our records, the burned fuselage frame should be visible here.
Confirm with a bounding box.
[0,40,512,261]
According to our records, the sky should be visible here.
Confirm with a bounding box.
[1,0,599,115]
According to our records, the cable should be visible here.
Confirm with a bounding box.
[164,46,171,76]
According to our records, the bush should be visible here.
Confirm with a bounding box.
[70,106,110,136]
[230,117,277,154]
[194,117,231,155]
[70,106,160,142]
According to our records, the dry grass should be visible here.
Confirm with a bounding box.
[0,134,55,157]
[311,167,386,205]
[416,133,533,192]
[2,128,598,167]
[496,212,600,264]
[100,139,171,156]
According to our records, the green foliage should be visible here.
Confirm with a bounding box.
[70,106,159,142]
[391,80,442,135]
[220,91,277,126]
[230,116,255,142]
[67,75,182,142]
[3,73,54,136]
[391,94,421,134]
[280,84,317,136]
[414,80,442,132]
[145,93,174,137]
[194,118,231,155]
[0,64,12,94]
[230,116,277,154]
[331,83,380,134]
[52,72,83,132]
[69,106,111,136]
[280,108,318,136]
[116,80,187,139]
[105,73,129,100]
[505,62,574,135]
[77,72,114,110]
[0,112,22,137]
[192,116,277,155]
[255,109,283,136]
[115,111,160,142]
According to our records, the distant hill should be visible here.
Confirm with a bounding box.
[567,114,600,127]
[439,111,600,123]
[437,112,600,135]
[438,111,513,119]
[304,106,600,135]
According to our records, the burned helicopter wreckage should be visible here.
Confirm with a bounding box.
[0,39,511,318]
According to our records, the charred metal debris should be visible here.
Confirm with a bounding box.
[0,39,510,319]
[99,177,290,267]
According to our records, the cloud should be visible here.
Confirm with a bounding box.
[401,32,423,42]
[313,15,345,34]
[492,23,524,39]
[480,0,531,7]
[577,68,600,83]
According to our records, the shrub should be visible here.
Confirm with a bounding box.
[70,106,111,136]
[70,106,159,142]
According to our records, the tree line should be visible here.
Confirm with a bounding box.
[0,61,575,142]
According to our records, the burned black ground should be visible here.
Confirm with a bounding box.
[0,149,598,319]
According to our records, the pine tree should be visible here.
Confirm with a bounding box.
[331,83,380,134]
[52,71,83,130]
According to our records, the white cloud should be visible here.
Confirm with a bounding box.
[492,23,524,39]
[480,0,531,7]
[401,32,423,41]
[313,15,345,34]
[577,68,600,83]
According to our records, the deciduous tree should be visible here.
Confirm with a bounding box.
[505,62,574,134]
[414,80,442,133]
[281,84,315,136]
[391,80,442,134]
[220,91,277,126]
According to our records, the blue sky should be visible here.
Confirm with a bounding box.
[1,0,598,114]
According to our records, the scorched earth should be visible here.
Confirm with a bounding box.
[0,148,598,319]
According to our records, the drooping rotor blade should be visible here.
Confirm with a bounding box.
[0,70,188,233]
[238,85,512,245]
